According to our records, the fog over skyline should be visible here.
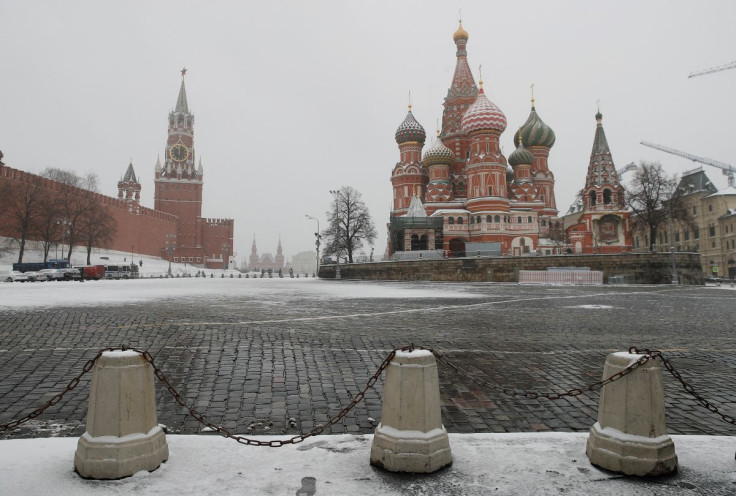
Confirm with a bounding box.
[2,1,735,262]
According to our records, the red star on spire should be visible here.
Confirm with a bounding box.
[181,67,187,77]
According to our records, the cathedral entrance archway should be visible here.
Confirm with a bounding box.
[511,236,533,256]
[410,234,429,251]
[448,238,466,258]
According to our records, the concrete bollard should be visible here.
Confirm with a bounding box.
[370,349,451,473]
[586,352,677,476]
[74,351,169,479]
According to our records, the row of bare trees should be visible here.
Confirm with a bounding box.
[0,168,118,264]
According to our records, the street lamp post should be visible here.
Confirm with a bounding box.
[56,218,72,260]
[221,242,229,270]
[165,233,176,276]
[305,214,321,274]
[667,204,679,284]
[329,190,341,280]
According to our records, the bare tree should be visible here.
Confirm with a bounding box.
[0,178,44,263]
[625,162,691,251]
[322,186,377,263]
[546,220,568,253]
[40,168,100,260]
[34,196,64,262]
[78,204,117,264]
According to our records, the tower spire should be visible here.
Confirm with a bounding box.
[175,68,189,113]
[530,83,535,109]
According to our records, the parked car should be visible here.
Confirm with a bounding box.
[59,267,81,280]
[24,271,49,282]
[3,271,30,282]
[39,268,66,281]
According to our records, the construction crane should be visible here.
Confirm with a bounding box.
[640,140,735,187]
[688,60,736,78]
[617,162,638,175]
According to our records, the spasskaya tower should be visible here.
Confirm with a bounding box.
[154,68,234,268]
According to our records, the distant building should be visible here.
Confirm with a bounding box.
[632,167,736,278]
[248,236,285,271]
[290,250,317,274]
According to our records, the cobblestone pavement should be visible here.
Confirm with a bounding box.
[1,280,735,440]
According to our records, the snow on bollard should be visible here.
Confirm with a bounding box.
[74,350,169,479]
[370,349,451,473]
[586,351,677,476]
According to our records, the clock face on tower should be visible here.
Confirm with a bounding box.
[169,144,189,162]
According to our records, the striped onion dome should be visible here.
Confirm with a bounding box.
[513,106,555,148]
[395,108,426,145]
[508,140,534,167]
[460,88,507,134]
[423,135,454,166]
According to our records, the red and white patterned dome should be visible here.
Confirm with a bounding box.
[460,88,507,134]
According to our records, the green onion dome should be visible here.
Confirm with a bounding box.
[508,140,534,167]
[513,106,555,148]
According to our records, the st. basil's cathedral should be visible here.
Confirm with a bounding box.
[388,22,631,257]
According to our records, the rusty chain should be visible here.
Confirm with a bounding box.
[0,348,115,432]
[435,347,659,400]
[656,352,736,425]
[136,345,412,447]
[2,344,734,444]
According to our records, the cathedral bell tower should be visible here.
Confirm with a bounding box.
[154,68,204,257]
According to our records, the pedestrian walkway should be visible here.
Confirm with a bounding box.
[1,433,733,495]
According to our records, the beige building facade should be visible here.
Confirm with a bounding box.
[632,167,736,279]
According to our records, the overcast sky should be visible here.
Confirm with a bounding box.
[2,1,735,262]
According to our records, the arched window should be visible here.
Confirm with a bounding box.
[495,215,500,223]
[476,216,481,224]
[517,216,522,223]
[470,216,474,224]
[458,217,464,225]
[448,217,454,225]
[486,215,492,223]
[528,216,532,223]
[541,220,546,227]
[589,190,597,206]
[603,189,612,205]
[410,234,420,251]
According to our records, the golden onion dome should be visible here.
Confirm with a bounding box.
[453,21,469,42]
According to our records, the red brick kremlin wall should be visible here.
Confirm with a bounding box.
[0,163,178,258]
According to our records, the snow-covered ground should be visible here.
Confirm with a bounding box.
[1,433,734,495]
[0,276,490,309]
